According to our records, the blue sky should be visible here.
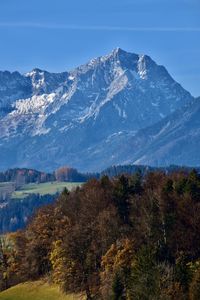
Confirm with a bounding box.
[0,0,200,96]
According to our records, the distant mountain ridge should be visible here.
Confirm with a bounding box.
[0,48,196,171]
[128,97,200,167]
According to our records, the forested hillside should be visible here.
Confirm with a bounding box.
[0,166,95,233]
[0,182,82,234]
[1,170,200,299]
[0,168,55,184]
[0,193,58,233]
[101,164,199,178]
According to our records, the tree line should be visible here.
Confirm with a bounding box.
[0,167,98,185]
[1,170,200,299]
[1,164,197,185]
[0,168,55,184]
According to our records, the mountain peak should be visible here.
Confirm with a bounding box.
[111,47,127,55]
[25,68,46,77]
[109,48,136,60]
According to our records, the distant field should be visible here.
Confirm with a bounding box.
[0,182,13,187]
[11,182,82,199]
[0,281,85,300]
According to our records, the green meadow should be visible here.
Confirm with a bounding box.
[11,182,82,199]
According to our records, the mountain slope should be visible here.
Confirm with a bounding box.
[88,97,200,169]
[129,97,200,167]
[0,48,194,171]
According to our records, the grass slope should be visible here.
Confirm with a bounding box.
[0,281,85,300]
[0,182,12,187]
[12,182,82,199]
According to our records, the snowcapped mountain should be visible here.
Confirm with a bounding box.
[0,48,195,171]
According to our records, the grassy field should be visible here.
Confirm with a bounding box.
[11,182,82,199]
[0,281,85,300]
[0,182,13,187]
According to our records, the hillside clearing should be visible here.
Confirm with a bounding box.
[0,281,85,300]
